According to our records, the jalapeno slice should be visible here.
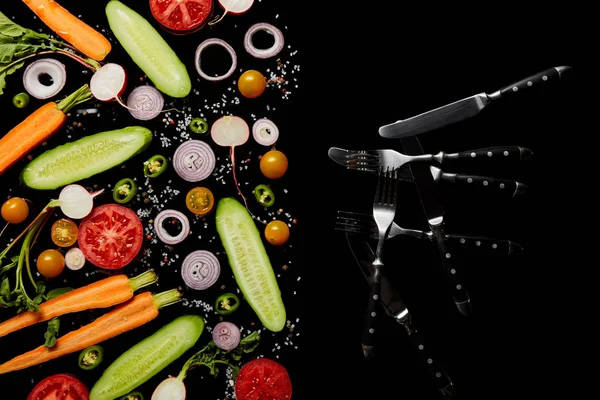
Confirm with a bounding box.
[113,178,138,203]
[215,293,240,315]
[254,184,275,207]
[78,345,104,370]
[189,117,208,134]
[143,155,168,178]
[13,92,30,108]
[119,391,144,400]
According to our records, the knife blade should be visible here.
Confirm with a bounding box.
[400,136,472,316]
[379,66,571,139]
[345,233,456,400]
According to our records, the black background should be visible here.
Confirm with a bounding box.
[1,1,594,399]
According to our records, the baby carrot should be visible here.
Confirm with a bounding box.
[0,270,158,338]
[0,289,181,375]
[0,84,91,177]
[22,0,112,61]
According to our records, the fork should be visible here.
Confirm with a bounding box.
[361,167,399,359]
[336,210,524,256]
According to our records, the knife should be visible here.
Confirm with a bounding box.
[345,233,456,400]
[400,136,472,316]
[379,66,572,139]
[327,147,528,197]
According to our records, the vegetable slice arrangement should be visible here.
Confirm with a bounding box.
[0,1,301,399]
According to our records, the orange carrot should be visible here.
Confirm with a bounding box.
[0,84,91,176]
[0,270,158,339]
[0,289,181,374]
[22,0,112,61]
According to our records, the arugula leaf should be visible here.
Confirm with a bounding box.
[0,12,27,38]
[44,317,60,348]
[46,287,74,300]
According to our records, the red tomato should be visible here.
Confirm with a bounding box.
[77,204,143,270]
[149,0,213,33]
[27,374,90,400]
[235,358,292,400]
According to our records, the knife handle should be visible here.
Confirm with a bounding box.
[442,172,528,197]
[434,233,471,316]
[494,66,571,100]
[361,269,381,359]
[445,234,524,256]
[451,146,533,162]
[404,321,456,400]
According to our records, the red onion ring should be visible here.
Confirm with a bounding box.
[126,85,164,120]
[252,118,279,146]
[212,321,241,351]
[195,38,237,82]
[244,23,285,59]
[23,58,67,99]
[181,250,220,290]
[154,209,190,245]
[173,140,216,182]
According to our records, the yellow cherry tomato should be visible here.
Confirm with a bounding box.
[260,150,288,179]
[37,249,65,278]
[238,70,267,99]
[264,220,290,246]
[1,197,29,224]
[50,218,79,247]
[185,187,215,216]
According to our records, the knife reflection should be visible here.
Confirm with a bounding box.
[346,234,456,400]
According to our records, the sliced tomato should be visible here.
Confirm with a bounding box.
[235,358,292,400]
[77,204,143,270]
[27,374,89,400]
[149,0,213,33]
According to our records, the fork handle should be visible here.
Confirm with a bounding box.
[361,269,381,359]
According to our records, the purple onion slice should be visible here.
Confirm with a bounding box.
[154,209,190,245]
[244,23,285,59]
[252,118,279,146]
[212,321,241,351]
[23,58,67,99]
[181,250,220,290]
[173,140,216,182]
[126,85,164,120]
[195,38,237,82]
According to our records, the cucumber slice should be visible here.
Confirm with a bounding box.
[106,0,192,98]
[21,126,152,190]
[90,314,204,400]
[216,197,286,332]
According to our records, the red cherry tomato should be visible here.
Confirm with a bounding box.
[235,358,292,400]
[77,204,143,270]
[149,0,213,34]
[27,373,90,400]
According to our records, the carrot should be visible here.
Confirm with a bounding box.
[22,0,112,61]
[0,270,158,339]
[0,289,181,374]
[0,84,92,176]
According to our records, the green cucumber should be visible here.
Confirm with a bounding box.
[215,197,286,332]
[106,0,192,98]
[20,126,152,190]
[90,314,204,400]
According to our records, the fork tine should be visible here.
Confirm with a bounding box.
[336,210,374,219]
[390,168,399,206]
[374,166,384,203]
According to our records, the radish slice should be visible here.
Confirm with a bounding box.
[65,247,86,271]
[181,250,220,290]
[22,58,67,100]
[154,209,190,245]
[58,184,105,220]
[212,321,241,351]
[252,118,279,146]
[90,63,128,102]
[152,377,186,400]
[173,140,216,182]
[126,85,165,120]
[194,38,237,82]
[209,0,254,25]
[244,23,285,59]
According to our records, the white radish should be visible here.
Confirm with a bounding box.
[58,184,104,219]
[90,63,128,102]
[209,0,254,25]
[152,377,186,400]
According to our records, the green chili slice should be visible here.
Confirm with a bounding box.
[13,92,30,108]
[189,117,208,134]
[119,391,144,400]
[254,184,275,207]
[113,178,138,204]
[78,345,104,370]
[215,293,240,315]
[143,155,168,178]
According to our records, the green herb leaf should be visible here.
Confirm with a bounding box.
[44,317,60,348]
[0,12,28,38]
[46,287,74,300]
[0,59,24,95]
